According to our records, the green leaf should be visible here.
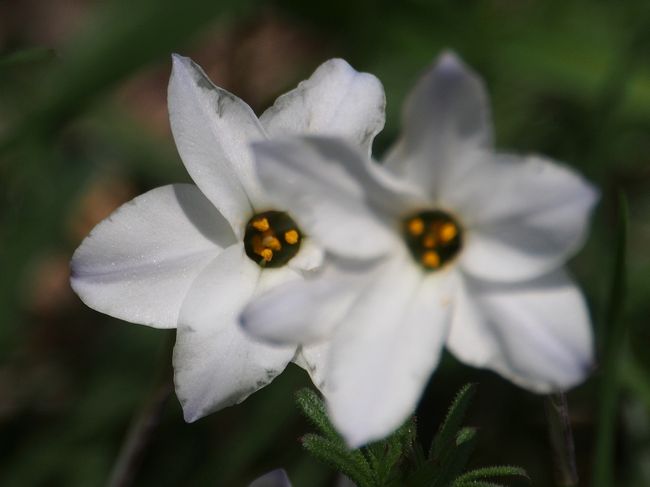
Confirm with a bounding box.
[295,388,340,441]
[429,383,477,461]
[453,482,504,487]
[367,417,418,485]
[301,434,375,487]
[431,428,479,487]
[0,0,255,152]
[454,465,529,483]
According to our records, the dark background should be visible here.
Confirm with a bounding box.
[1,0,649,485]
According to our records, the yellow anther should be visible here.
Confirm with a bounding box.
[251,234,264,253]
[262,235,282,251]
[284,229,299,245]
[244,211,302,268]
[408,218,424,236]
[439,222,458,242]
[252,217,270,232]
[422,251,440,268]
[260,249,273,262]
[423,234,437,248]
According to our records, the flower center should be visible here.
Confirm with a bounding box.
[244,211,302,268]
[402,210,463,271]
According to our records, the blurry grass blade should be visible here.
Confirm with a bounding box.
[1,0,254,151]
[295,388,340,441]
[593,190,629,487]
[301,434,374,487]
[0,47,57,69]
[621,356,650,410]
[429,383,477,460]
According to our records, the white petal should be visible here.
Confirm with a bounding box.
[173,245,294,421]
[260,58,386,155]
[447,270,594,393]
[288,238,324,273]
[384,51,492,196]
[168,54,269,236]
[249,469,292,487]
[70,184,232,329]
[295,343,330,391]
[325,256,455,447]
[240,265,363,346]
[457,154,599,282]
[252,136,422,259]
[246,255,330,391]
[255,263,302,294]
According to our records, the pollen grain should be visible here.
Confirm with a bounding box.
[262,235,282,251]
[244,211,302,268]
[284,230,299,244]
[252,217,270,232]
[402,209,463,272]
[408,218,425,236]
[422,251,440,268]
[439,222,458,242]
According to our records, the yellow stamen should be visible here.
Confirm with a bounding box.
[422,251,440,268]
[284,229,299,245]
[260,249,273,262]
[251,234,264,254]
[408,218,424,236]
[423,234,436,248]
[262,235,282,251]
[252,217,270,232]
[439,222,458,242]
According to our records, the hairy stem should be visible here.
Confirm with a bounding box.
[545,393,579,487]
[108,332,175,487]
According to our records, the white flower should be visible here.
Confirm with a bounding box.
[70,54,386,421]
[241,52,599,447]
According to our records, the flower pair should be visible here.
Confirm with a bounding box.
[71,52,598,447]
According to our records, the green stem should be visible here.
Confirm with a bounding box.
[593,192,628,487]
[545,393,578,486]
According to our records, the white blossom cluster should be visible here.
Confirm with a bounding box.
[71,52,598,447]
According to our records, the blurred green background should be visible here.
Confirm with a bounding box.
[1,0,650,485]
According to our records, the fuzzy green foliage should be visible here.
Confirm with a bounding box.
[296,385,529,487]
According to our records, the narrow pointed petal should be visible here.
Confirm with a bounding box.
[384,51,492,196]
[447,270,594,393]
[457,154,599,282]
[168,54,269,236]
[173,245,294,421]
[252,136,422,259]
[70,184,233,328]
[260,58,386,155]
[325,256,456,447]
